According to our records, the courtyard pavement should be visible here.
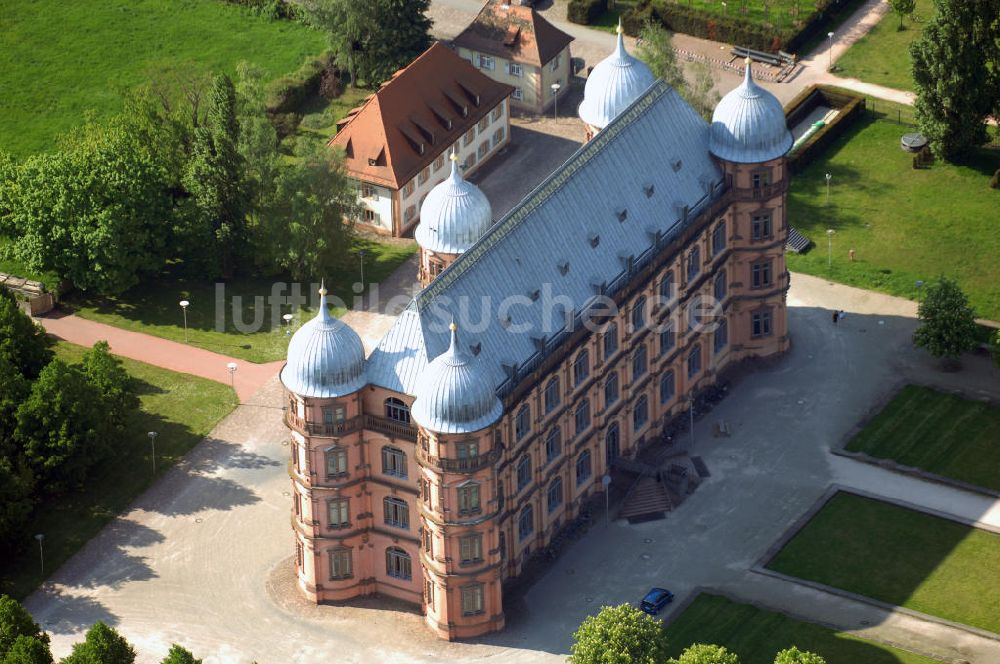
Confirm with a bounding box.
[24,273,1000,663]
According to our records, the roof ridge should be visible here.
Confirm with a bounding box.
[416,80,671,312]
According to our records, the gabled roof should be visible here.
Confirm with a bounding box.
[453,0,574,68]
[329,43,514,190]
[365,81,724,397]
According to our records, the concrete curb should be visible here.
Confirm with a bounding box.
[752,485,1000,645]
[833,382,1000,499]
[671,585,960,664]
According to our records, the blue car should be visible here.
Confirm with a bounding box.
[640,587,675,615]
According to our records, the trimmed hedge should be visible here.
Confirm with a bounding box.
[568,0,608,25]
[784,85,866,174]
[622,0,864,54]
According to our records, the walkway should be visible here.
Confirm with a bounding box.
[25,274,1000,663]
[39,313,282,402]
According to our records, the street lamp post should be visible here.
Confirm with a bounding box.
[825,172,832,205]
[227,362,238,393]
[35,534,44,576]
[551,83,561,119]
[826,229,836,269]
[827,31,835,71]
[359,250,366,290]
[601,474,612,526]
[283,313,294,336]
[915,279,925,303]
[688,394,696,449]
[179,300,190,343]
[148,431,158,476]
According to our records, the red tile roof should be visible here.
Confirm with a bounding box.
[453,1,574,68]
[329,43,514,190]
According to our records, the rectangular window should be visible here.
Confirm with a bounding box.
[550,54,561,71]
[329,548,352,580]
[361,183,375,198]
[381,447,407,478]
[515,405,531,440]
[688,345,702,379]
[418,167,430,185]
[464,152,477,170]
[574,399,590,436]
[605,373,619,407]
[478,116,489,133]
[457,483,481,515]
[462,584,485,615]
[632,345,647,380]
[544,378,561,414]
[491,103,503,122]
[687,246,701,281]
[660,370,675,404]
[660,324,675,355]
[545,428,561,463]
[402,181,414,197]
[512,87,523,101]
[751,260,773,289]
[363,209,378,224]
[456,441,479,459]
[433,154,445,173]
[714,318,729,353]
[751,212,772,240]
[463,128,475,146]
[426,581,434,609]
[603,324,619,359]
[659,270,674,303]
[509,62,522,77]
[752,309,773,337]
[477,141,489,159]
[517,455,532,491]
[714,270,727,301]
[631,298,646,331]
[383,498,409,529]
[328,498,349,529]
[404,205,416,222]
[712,221,726,255]
[459,534,483,564]
[493,127,505,148]
[752,170,771,188]
[326,447,347,478]
[478,54,494,71]
[576,451,592,485]
[573,351,589,386]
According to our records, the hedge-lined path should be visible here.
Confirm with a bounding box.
[39,312,282,402]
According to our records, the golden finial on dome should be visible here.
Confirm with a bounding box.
[318,279,328,297]
[449,152,458,162]
[616,18,623,35]
[449,321,457,332]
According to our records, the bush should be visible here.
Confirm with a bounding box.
[221,0,297,20]
[265,51,336,115]
[567,0,608,26]
[622,1,655,36]
[990,167,1000,189]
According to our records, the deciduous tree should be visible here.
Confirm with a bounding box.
[913,276,979,362]
[60,623,135,664]
[888,0,915,29]
[910,0,1000,160]
[160,645,201,664]
[2,635,53,664]
[80,341,138,432]
[0,291,53,380]
[774,647,826,664]
[637,22,719,119]
[0,596,49,657]
[669,644,741,664]
[569,604,670,664]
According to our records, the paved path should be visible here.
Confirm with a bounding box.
[25,273,1000,663]
[39,313,282,402]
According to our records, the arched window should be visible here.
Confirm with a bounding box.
[631,296,646,331]
[603,322,619,359]
[606,423,620,465]
[576,450,592,485]
[633,395,649,432]
[547,477,563,513]
[605,372,619,407]
[573,350,590,386]
[517,455,532,491]
[325,446,348,478]
[383,496,409,529]
[632,344,647,379]
[545,426,562,464]
[457,481,481,515]
[574,398,591,436]
[515,404,531,440]
[385,546,412,580]
[518,504,534,541]
[385,397,410,423]
[544,377,561,413]
[381,446,407,478]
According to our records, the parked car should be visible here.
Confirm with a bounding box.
[639,587,674,615]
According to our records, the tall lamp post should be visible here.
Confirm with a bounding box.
[148,431,158,476]
[915,279,925,303]
[825,172,832,205]
[35,534,45,576]
[283,313,294,336]
[827,31,835,71]
[179,300,190,343]
[826,229,836,269]
[227,362,238,393]
[551,83,561,119]
[359,249,366,290]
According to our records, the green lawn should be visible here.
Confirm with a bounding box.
[0,342,235,600]
[665,593,942,664]
[290,86,373,155]
[846,385,1000,492]
[65,239,417,363]
[835,0,933,90]
[767,492,1000,633]
[0,0,326,156]
[786,106,1000,321]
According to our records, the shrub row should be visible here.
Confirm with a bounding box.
[622,0,862,54]
[784,85,866,174]
[221,0,298,20]
[265,51,338,137]
[567,0,608,25]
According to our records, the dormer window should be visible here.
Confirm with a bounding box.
[616,208,628,222]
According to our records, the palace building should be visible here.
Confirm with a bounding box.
[284,30,793,640]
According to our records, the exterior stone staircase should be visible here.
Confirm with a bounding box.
[619,476,672,522]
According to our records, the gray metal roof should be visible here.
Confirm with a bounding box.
[709,61,793,164]
[366,81,723,397]
[411,324,504,434]
[280,289,367,398]
[578,27,655,131]
[415,155,493,255]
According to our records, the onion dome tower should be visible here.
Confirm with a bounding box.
[709,59,793,164]
[280,283,366,397]
[411,323,505,640]
[578,20,655,141]
[414,153,493,287]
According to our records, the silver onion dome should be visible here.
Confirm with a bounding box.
[411,323,503,434]
[709,60,793,164]
[578,21,655,132]
[280,285,366,398]
[415,153,493,255]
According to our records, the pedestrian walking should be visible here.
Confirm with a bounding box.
[838,310,846,322]
[832,310,839,324]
